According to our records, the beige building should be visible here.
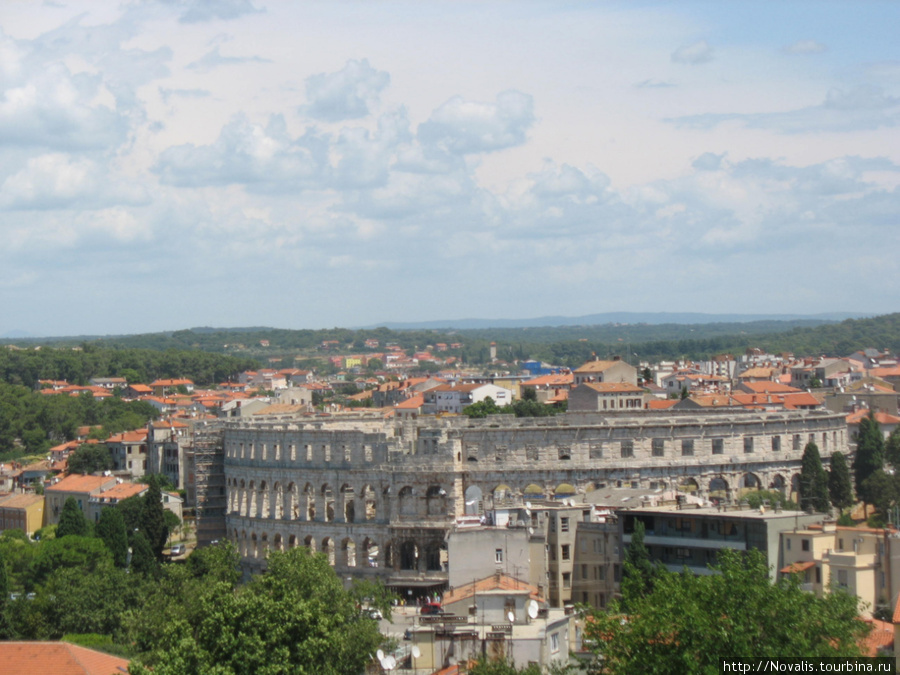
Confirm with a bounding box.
[408,573,573,673]
[568,382,646,412]
[573,357,637,387]
[44,474,118,524]
[0,493,46,536]
[780,523,900,619]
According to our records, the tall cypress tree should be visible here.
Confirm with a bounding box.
[828,451,854,511]
[56,496,89,538]
[141,476,169,561]
[0,548,9,638]
[854,413,885,501]
[800,442,830,513]
[96,506,129,568]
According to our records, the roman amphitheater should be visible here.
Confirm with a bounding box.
[222,408,848,587]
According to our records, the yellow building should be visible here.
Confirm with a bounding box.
[0,493,46,536]
[780,523,900,619]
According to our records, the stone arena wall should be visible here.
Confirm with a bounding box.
[223,409,847,580]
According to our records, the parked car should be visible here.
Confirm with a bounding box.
[170,544,186,556]
[420,603,443,615]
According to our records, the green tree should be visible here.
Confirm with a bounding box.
[185,541,241,587]
[141,478,168,561]
[854,413,885,501]
[621,519,659,604]
[56,497,89,538]
[129,530,159,577]
[885,428,900,470]
[799,441,830,513]
[463,396,503,418]
[586,549,868,674]
[860,470,899,518]
[66,443,113,475]
[0,547,10,638]
[29,536,113,588]
[128,547,383,675]
[828,451,855,511]
[95,507,129,568]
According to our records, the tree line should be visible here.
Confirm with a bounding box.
[0,384,160,459]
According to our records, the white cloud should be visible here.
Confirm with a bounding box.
[176,0,263,24]
[186,46,271,72]
[785,40,827,55]
[154,114,327,190]
[301,59,390,122]
[417,90,535,155]
[0,153,148,210]
[670,85,900,133]
[671,40,714,65]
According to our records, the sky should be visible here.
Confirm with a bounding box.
[1,0,899,337]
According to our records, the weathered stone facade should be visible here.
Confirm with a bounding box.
[223,409,848,588]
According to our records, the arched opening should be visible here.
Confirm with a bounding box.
[554,483,576,499]
[273,533,283,551]
[426,485,446,516]
[272,482,283,520]
[741,473,761,494]
[322,537,336,566]
[240,530,247,557]
[523,484,544,499]
[363,538,379,567]
[304,483,315,521]
[769,474,786,495]
[304,535,316,552]
[465,485,483,516]
[260,532,269,557]
[322,484,335,522]
[399,540,419,570]
[248,481,256,518]
[790,474,801,503]
[257,481,267,518]
[362,484,377,520]
[678,477,699,493]
[399,486,416,516]
[425,542,444,571]
[342,484,356,523]
[708,477,730,498]
[493,484,512,505]
[285,482,298,520]
[251,532,258,558]
[342,538,357,567]
[288,534,297,549]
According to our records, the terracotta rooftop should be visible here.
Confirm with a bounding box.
[582,382,644,393]
[0,641,130,675]
[0,493,45,509]
[46,474,117,494]
[574,359,627,373]
[93,483,148,502]
[442,573,542,606]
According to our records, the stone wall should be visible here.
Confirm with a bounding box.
[223,409,847,582]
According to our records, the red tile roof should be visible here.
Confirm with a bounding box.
[46,474,117,494]
[0,641,130,675]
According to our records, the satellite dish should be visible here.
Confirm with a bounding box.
[411,645,421,658]
[525,501,532,509]
[382,655,397,671]
[507,610,515,623]
[527,600,539,619]
[525,508,531,517]
[376,650,384,661]
[528,527,534,535]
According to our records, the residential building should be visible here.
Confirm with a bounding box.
[107,429,149,479]
[408,573,573,673]
[573,357,637,387]
[568,382,645,412]
[0,493,46,536]
[44,474,118,524]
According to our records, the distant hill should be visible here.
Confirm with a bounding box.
[365,311,863,330]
